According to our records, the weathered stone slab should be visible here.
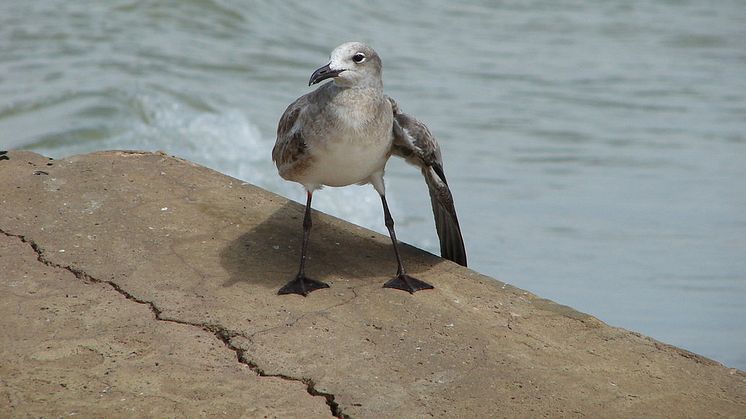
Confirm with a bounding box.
[1,150,743,418]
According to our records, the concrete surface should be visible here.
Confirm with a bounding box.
[1,150,744,418]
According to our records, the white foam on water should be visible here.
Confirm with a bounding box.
[37,91,388,235]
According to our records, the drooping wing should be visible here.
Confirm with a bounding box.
[387,96,467,267]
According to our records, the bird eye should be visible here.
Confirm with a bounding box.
[352,53,366,63]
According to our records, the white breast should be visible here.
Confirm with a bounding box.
[299,87,393,189]
[305,135,390,187]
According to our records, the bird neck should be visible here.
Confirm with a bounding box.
[333,77,383,90]
[326,85,388,129]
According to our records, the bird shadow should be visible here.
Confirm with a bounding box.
[219,201,433,290]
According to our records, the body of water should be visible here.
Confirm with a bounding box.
[1,0,745,369]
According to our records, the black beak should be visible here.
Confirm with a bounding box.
[309,63,344,86]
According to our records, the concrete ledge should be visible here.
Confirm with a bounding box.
[1,150,744,417]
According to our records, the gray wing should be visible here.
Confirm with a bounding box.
[273,94,312,181]
[387,96,467,267]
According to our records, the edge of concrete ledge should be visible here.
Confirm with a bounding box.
[1,149,744,418]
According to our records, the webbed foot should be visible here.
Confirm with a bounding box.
[278,274,329,296]
[383,274,434,294]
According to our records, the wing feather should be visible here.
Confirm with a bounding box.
[273,96,312,180]
[387,96,467,266]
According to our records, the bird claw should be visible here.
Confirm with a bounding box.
[383,274,434,293]
[278,275,329,296]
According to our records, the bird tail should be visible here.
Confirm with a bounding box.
[423,163,467,267]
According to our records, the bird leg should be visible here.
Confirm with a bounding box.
[278,191,330,296]
[380,195,434,293]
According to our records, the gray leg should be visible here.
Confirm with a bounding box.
[379,195,434,293]
[278,191,330,296]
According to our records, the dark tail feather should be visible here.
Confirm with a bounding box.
[423,165,467,266]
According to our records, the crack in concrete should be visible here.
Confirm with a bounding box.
[211,328,349,419]
[0,228,349,419]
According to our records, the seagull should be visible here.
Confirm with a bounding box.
[272,41,466,296]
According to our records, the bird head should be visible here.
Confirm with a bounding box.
[309,42,382,88]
